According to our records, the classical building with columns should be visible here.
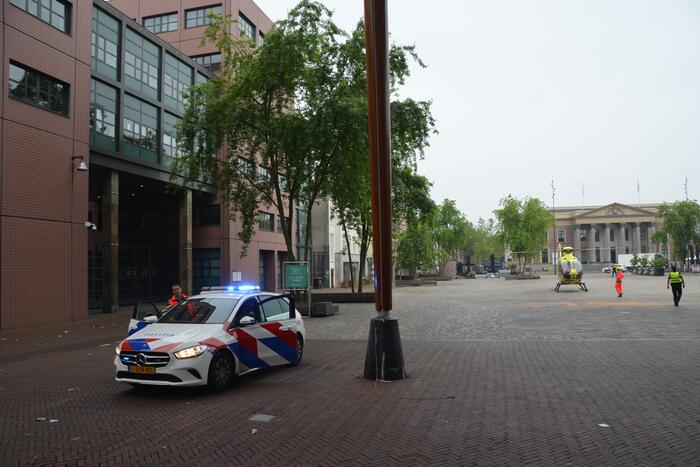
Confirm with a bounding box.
[539,203,667,267]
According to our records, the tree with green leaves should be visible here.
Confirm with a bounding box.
[431,199,472,277]
[327,20,436,292]
[174,1,351,260]
[495,196,554,273]
[395,222,434,279]
[473,217,503,271]
[652,200,700,265]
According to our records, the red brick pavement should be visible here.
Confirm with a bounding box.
[0,313,699,466]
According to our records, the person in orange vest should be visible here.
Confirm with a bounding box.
[168,283,189,307]
[614,266,624,297]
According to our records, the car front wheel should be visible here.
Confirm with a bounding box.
[207,351,235,391]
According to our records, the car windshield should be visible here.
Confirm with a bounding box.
[159,298,238,324]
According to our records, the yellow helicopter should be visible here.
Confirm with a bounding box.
[554,245,588,292]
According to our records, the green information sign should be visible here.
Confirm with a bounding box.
[284,262,309,289]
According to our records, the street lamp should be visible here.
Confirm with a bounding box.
[72,155,88,172]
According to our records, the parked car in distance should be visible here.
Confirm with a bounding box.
[602,264,626,273]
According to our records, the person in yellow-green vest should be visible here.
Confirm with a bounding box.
[666,264,685,307]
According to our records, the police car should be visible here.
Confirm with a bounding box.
[114,286,305,390]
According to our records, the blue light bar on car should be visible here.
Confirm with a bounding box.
[200,285,261,294]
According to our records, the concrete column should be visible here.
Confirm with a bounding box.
[649,226,657,253]
[589,225,596,262]
[618,223,626,255]
[603,223,611,262]
[635,222,642,253]
[102,170,119,314]
[574,225,581,257]
[179,189,193,296]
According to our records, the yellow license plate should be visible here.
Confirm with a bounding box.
[129,366,156,375]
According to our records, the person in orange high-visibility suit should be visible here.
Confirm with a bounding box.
[614,267,624,297]
[168,283,189,307]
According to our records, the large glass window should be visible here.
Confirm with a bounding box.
[238,12,255,40]
[122,94,158,162]
[196,72,209,86]
[193,248,222,293]
[162,112,181,164]
[185,5,222,29]
[91,7,119,81]
[236,158,255,177]
[259,212,274,232]
[9,62,69,116]
[11,0,70,33]
[90,79,118,151]
[124,29,160,100]
[143,12,177,34]
[164,53,193,113]
[258,32,265,47]
[192,53,221,73]
[194,205,221,226]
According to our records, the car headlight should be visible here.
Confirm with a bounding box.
[174,344,208,360]
[115,342,123,356]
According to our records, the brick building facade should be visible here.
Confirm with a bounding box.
[1,0,287,329]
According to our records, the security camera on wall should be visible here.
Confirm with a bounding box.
[84,222,97,231]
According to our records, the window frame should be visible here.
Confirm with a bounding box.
[10,0,71,34]
[185,4,222,29]
[8,61,70,117]
[238,12,256,40]
[164,53,193,113]
[557,229,566,243]
[143,12,178,34]
[259,212,275,232]
[193,205,221,226]
[124,28,160,99]
[122,93,159,161]
[162,111,181,161]
[90,78,118,150]
[92,6,120,81]
[192,53,222,73]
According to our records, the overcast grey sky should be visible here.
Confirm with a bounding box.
[256,0,700,221]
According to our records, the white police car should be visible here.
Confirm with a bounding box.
[115,286,305,390]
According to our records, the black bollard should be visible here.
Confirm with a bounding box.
[364,313,406,380]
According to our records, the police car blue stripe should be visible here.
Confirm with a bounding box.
[228,342,270,369]
[258,337,297,363]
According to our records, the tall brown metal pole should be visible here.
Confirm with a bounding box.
[363,0,405,380]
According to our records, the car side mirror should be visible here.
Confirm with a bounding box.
[143,315,158,324]
[239,316,256,326]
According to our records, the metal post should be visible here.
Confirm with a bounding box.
[363,0,405,381]
[179,189,193,295]
[551,179,556,274]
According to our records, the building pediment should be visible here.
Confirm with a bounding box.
[577,203,656,220]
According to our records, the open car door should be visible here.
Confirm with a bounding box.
[127,299,161,335]
[255,294,300,366]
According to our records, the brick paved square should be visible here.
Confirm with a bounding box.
[1,273,698,466]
